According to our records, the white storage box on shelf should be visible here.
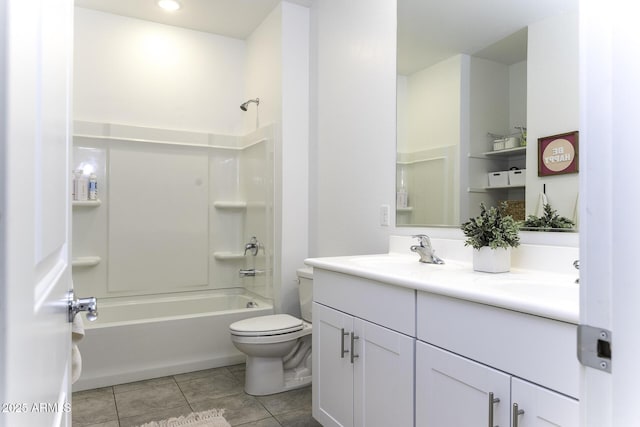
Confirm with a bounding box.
[504,137,519,149]
[488,171,508,187]
[508,169,526,186]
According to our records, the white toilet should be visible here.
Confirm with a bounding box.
[229,267,313,396]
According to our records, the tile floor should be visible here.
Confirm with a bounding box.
[72,364,321,427]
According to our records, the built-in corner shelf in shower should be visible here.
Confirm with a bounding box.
[396,207,413,213]
[72,199,102,207]
[72,256,101,268]
[213,201,247,210]
[213,252,246,260]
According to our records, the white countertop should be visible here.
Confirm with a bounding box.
[305,252,579,324]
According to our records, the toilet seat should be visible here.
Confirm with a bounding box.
[230,314,303,337]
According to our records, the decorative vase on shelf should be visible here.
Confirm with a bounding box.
[473,247,511,273]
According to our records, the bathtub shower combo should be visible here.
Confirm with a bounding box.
[72,122,276,391]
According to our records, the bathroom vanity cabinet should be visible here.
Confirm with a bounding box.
[308,248,580,427]
[312,269,415,427]
[416,292,579,427]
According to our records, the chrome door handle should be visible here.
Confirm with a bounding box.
[350,332,359,364]
[512,403,525,427]
[488,392,500,427]
[68,291,98,322]
[340,328,349,358]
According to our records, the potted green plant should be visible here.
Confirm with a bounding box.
[460,202,520,273]
[522,203,575,231]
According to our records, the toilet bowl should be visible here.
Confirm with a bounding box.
[229,267,313,396]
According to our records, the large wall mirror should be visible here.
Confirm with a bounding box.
[396,0,579,230]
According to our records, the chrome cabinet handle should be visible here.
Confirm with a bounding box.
[512,403,525,427]
[350,332,359,364]
[488,392,500,427]
[340,328,349,358]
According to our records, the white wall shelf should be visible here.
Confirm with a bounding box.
[485,185,525,190]
[72,256,101,267]
[213,201,247,209]
[482,146,526,157]
[73,199,102,207]
[397,207,414,213]
[468,185,525,193]
[212,252,246,260]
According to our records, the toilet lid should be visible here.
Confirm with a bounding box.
[229,314,303,336]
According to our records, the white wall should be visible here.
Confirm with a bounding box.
[244,4,282,132]
[310,0,396,257]
[278,2,310,315]
[526,11,579,219]
[509,60,527,131]
[403,55,462,153]
[74,7,245,135]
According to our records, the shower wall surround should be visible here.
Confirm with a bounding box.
[72,121,275,301]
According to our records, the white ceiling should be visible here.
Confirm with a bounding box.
[74,0,578,75]
[397,0,578,74]
[74,0,284,40]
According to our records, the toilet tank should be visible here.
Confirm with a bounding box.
[297,267,313,322]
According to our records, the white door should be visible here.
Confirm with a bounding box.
[0,0,74,426]
[353,319,413,427]
[415,342,511,427]
[512,377,578,427]
[580,0,640,425]
[312,303,354,427]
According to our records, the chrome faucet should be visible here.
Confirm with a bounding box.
[410,234,445,264]
[244,236,261,256]
[239,268,264,278]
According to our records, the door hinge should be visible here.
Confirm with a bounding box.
[577,325,612,373]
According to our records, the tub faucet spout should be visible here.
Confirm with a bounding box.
[411,234,445,264]
[239,268,264,278]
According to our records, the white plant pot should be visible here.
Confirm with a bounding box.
[473,247,511,273]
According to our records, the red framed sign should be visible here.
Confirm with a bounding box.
[538,131,579,177]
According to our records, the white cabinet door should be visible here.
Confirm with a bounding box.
[511,377,579,427]
[416,342,511,427]
[353,318,414,427]
[313,303,355,427]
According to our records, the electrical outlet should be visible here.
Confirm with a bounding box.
[380,204,390,226]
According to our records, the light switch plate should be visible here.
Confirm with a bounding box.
[380,204,390,226]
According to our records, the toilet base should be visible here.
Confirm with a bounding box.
[244,355,312,396]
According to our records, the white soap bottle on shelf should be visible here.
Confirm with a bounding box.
[396,167,408,209]
[88,173,98,200]
[76,171,88,201]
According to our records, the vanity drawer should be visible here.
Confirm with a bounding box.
[417,292,579,398]
[313,269,415,336]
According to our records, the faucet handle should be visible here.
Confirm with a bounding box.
[412,234,431,247]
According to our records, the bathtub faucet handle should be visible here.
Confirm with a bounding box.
[244,236,262,256]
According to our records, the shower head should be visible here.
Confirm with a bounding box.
[240,98,260,111]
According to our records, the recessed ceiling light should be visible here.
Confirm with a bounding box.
[157,0,181,12]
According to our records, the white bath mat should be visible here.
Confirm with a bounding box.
[135,409,231,427]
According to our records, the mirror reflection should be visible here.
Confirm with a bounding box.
[396,0,579,230]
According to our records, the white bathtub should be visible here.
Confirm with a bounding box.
[74,289,273,391]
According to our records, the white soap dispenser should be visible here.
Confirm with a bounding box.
[397,167,408,209]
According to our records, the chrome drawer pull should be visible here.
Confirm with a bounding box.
[340,328,349,358]
[488,392,500,427]
[512,403,525,427]
[350,332,359,364]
